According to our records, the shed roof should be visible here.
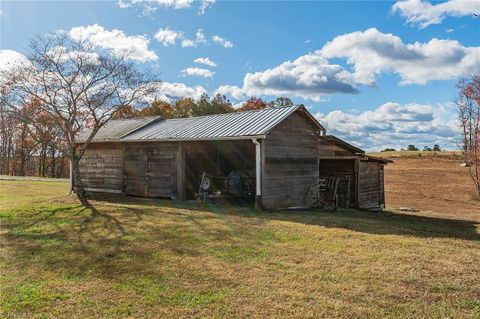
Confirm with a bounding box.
[82,105,326,143]
[78,116,161,143]
[322,135,365,155]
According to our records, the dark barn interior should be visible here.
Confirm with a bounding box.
[184,140,256,201]
[318,159,356,208]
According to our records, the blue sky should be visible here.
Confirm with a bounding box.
[1,0,479,150]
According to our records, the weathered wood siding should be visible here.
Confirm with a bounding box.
[357,160,382,209]
[317,140,355,157]
[262,112,319,209]
[379,165,385,207]
[124,142,178,198]
[79,143,123,193]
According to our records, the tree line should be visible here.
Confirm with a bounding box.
[381,144,442,152]
[0,98,68,177]
[112,95,293,120]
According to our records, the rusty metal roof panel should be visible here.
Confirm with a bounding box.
[78,116,161,142]
[121,106,304,142]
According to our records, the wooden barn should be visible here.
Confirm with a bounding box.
[76,105,390,210]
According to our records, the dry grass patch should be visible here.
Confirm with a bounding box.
[0,180,479,318]
[382,156,479,222]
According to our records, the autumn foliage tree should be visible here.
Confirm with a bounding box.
[120,93,235,119]
[1,34,157,198]
[112,95,296,122]
[239,97,269,111]
[0,96,66,177]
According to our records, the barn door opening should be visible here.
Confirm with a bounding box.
[183,140,256,202]
[147,151,176,198]
[318,159,355,208]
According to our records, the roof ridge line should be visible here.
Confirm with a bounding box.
[161,105,298,122]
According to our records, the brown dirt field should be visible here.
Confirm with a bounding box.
[384,156,480,222]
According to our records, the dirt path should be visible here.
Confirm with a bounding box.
[384,157,480,222]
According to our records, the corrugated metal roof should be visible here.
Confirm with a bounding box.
[80,105,326,143]
[78,116,160,142]
[122,105,317,142]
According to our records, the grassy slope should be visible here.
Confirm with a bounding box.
[0,180,479,318]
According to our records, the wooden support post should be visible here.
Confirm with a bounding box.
[252,138,263,211]
[121,144,126,195]
[380,164,385,209]
[176,143,185,201]
[354,158,360,209]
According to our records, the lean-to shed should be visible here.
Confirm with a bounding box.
[77,105,390,210]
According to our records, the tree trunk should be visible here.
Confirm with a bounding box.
[50,149,56,177]
[72,157,85,198]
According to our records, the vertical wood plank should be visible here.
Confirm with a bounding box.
[260,138,266,208]
[176,143,185,200]
[354,158,360,208]
[122,144,126,194]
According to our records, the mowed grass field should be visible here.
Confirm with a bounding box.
[1,175,480,318]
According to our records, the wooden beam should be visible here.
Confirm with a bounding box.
[354,158,360,208]
[318,155,359,160]
[176,142,185,200]
[122,144,126,195]
[84,187,122,194]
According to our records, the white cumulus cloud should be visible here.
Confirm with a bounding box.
[199,0,215,14]
[194,57,217,67]
[0,50,29,73]
[181,39,196,48]
[212,35,233,48]
[217,28,480,101]
[152,28,230,49]
[116,0,131,9]
[216,53,358,101]
[315,101,458,151]
[321,27,480,85]
[181,67,214,78]
[0,50,30,84]
[142,81,207,102]
[69,24,157,62]
[154,27,183,46]
[181,29,208,48]
[392,0,480,29]
[116,0,214,15]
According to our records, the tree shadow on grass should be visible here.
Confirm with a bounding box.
[248,208,480,241]
[87,193,480,241]
[2,195,233,282]
[3,193,478,287]
[78,196,126,237]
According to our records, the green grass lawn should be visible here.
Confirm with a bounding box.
[1,180,479,318]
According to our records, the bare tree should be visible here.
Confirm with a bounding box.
[0,102,15,174]
[0,34,157,198]
[456,75,480,195]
